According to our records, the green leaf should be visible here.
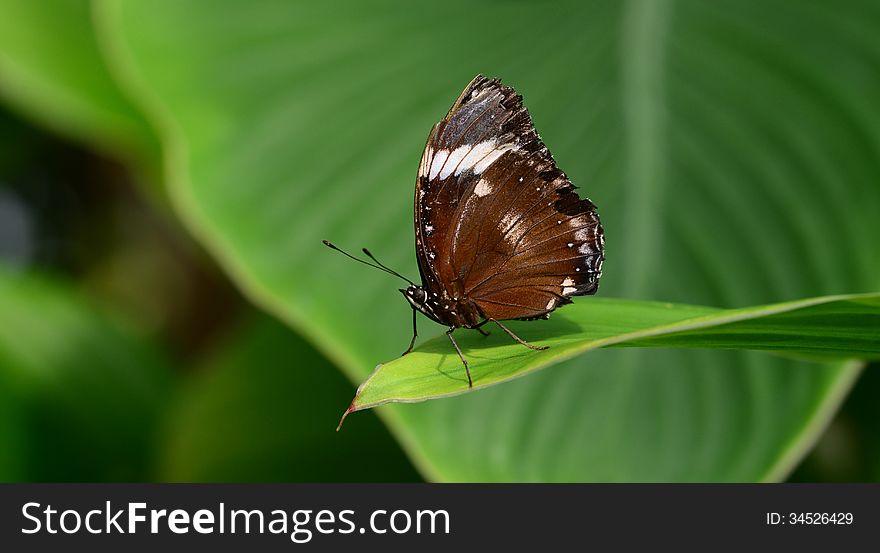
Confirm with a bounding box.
[348,294,880,414]
[0,0,158,169]
[160,313,420,481]
[0,266,174,480]
[97,0,880,481]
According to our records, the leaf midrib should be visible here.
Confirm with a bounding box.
[621,0,672,298]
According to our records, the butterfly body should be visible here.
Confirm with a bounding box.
[401,285,483,328]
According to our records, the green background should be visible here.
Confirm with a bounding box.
[0,0,878,482]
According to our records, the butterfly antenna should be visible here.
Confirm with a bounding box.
[322,240,414,285]
[361,247,415,285]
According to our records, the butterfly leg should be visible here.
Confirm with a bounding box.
[446,327,473,388]
[402,308,418,356]
[473,319,491,337]
[490,319,549,351]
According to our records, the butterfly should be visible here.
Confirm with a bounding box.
[325,74,604,388]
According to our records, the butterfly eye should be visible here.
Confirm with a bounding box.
[408,287,427,303]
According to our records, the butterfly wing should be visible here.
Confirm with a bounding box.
[415,75,604,321]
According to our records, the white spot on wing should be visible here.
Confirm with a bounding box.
[545,298,556,310]
[418,146,432,178]
[473,144,516,173]
[474,178,493,197]
[505,220,528,246]
[499,211,517,232]
[454,140,498,176]
[452,140,519,177]
[429,149,450,180]
[439,144,470,179]
[574,227,593,241]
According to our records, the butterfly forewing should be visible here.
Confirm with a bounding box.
[415,75,604,323]
[414,79,521,297]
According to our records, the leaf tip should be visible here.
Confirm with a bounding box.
[335,398,357,432]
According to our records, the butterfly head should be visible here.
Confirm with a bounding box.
[400,286,428,310]
[402,285,446,323]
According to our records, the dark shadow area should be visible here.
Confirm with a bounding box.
[790,362,880,482]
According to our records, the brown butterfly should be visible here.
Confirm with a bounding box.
[325,74,604,388]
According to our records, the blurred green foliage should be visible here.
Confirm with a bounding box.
[161,313,419,481]
[0,0,158,170]
[0,268,172,480]
[0,0,878,482]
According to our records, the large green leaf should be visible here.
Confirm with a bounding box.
[160,313,420,481]
[0,0,158,169]
[0,267,173,480]
[98,0,880,481]
[347,294,880,417]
